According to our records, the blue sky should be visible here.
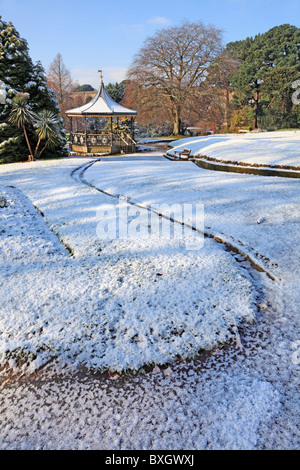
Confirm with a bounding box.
[1,0,299,88]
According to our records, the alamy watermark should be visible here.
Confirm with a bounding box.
[0,80,6,104]
[291,340,300,365]
[96,196,204,250]
[292,79,300,105]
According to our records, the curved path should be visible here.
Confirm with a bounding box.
[0,155,262,373]
[165,131,300,178]
[75,158,278,281]
[190,156,300,178]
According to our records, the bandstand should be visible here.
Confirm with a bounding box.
[66,71,137,155]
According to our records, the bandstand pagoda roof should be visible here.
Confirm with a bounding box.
[65,74,137,117]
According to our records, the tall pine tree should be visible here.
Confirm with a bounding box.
[0,16,67,163]
[227,24,300,129]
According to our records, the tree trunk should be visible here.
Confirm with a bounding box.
[223,82,230,127]
[253,89,259,129]
[37,141,49,159]
[23,124,34,161]
[172,107,181,135]
[172,120,180,135]
[34,135,42,159]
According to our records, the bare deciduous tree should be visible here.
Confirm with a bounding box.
[122,80,172,134]
[47,53,74,118]
[127,20,224,135]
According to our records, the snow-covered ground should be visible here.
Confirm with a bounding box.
[0,154,265,374]
[0,147,299,450]
[167,131,300,169]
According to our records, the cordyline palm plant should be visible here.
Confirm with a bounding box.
[8,95,35,161]
[8,94,62,161]
[32,109,61,159]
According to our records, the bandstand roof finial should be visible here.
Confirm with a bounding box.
[65,69,137,116]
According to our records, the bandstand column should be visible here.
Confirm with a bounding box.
[84,116,87,145]
[110,117,113,145]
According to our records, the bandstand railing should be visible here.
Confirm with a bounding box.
[70,130,136,152]
[71,132,112,146]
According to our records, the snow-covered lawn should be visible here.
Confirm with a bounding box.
[84,154,300,277]
[0,147,299,450]
[0,158,257,373]
[167,131,300,169]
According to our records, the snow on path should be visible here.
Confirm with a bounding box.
[0,362,283,450]
[0,153,299,450]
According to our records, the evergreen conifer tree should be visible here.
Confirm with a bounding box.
[0,16,67,163]
[227,24,300,129]
[106,82,126,103]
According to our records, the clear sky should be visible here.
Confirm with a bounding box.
[1,0,299,88]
